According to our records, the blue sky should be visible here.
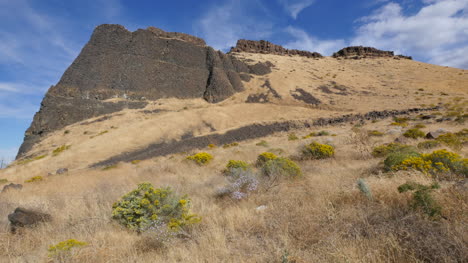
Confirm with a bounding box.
[0,0,467,162]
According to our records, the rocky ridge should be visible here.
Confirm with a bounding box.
[17,24,272,158]
[332,46,412,59]
[229,39,323,58]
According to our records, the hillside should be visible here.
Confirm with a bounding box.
[0,25,467,262]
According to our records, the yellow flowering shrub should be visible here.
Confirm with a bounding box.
[48,239,87,257]
[256,152,278,166]
[186,152,213,165]
[112,183,200,232]
[301,142,334,159]
[391,156,434,174]
[403,128,425,139]
[25,176,44,183]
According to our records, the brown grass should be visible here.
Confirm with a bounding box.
[0,114,466,262]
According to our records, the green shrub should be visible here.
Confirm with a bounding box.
[383,149,420,172]
[256,152,278,167]
[186,152,213,165]
[417,140,441,149]
[413,124,426,129]
[0,178,8,184]
[368,130,384,137]
[207,144,216,149]
[303,131,329,139]
[48,239,87,258]
[288,133,299,141]
[436,133,463,150]
[357,178,373,200]
[222,142,239,148]
[261,157,302,178]
[102,164,118,170]
[255,140,269,147]
[52,145,71,156]
[25,176,44,183]
[398,182,441,217]
[131,160,141,165]
[372,143,415,158]
[301,142,334,160]
[224,160,250,175]
[112,183,200,232]
[424,149,467,176]
[403,128,425,139]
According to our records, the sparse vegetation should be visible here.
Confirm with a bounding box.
[16,154,47,165]
[368,130,384,137]
[25,175,44,183]
[0,178,8,184]
[131,160,141,165]
[288,133,299,141]
[398,182,441,217]
[255,140,269,147]
[217,169,258,200]
[417,140,440,149]
[372,143,415,158]
[102,164,118,170]
[53,145,71,156]
[224,160,249,175]
[222,142,239,148]
[186,152,213,165]
[48,239,87,259]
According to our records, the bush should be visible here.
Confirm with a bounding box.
[288,133,299,141]
[48,239,87,258]
[256,140,269,147]
[112,183,200,232]
[413,124,426,129]
[398,182,441,217]
[417,140,440,150]
[357,178,373,200]
[25,176,44,183]
[386,149,467,176]
[261,157,302,178]
[302,131,329,139]
[403,128,425,139]
[186,152,213,165]
[222,142,239,148]
[301,142,334,160]
[216,169,258,200]
[368,130,384,137]
[52,145,71,156]
[256,152,278,167]
[225,160,249,172]
[383,149,420,172]
[207,144,216,149]
[372,143,415,158]
[436,133,463,150]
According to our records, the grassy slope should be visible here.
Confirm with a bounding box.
[0,55,466,262]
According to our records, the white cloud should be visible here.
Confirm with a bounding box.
[278,0,316,19]
[352,0,468,69]
[284,26,346,55]
[195,0,274,51]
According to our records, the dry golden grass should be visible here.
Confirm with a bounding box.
[0,112,466,262]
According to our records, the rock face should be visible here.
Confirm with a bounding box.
[8,207,52,231]
[230,39,323,58]
[332,46,411,59]
[17,24,271,159]
[2,183,23,193]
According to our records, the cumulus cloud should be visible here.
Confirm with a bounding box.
[284,26,346,55]
[352,0,468,69]
[195,0,274,51]
[278,0,316,19]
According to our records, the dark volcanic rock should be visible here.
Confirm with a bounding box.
[17,24,265,159]
[8,207,52,231]
[333,46,411,59]
[230,39,322,58]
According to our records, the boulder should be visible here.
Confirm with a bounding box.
[56,168,68,175]
[426,130,448,139]
[2,183,23,193]
[8,207,52,231]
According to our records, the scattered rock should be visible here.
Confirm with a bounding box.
[56,168,69,175]
[420,115,435,120]
[2,183,23,193]
[230,39,322,58]
[8,207,52,231]
[426,129,449,139]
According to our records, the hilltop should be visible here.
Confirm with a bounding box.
[0,24,467,262]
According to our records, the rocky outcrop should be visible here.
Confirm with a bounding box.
[332,46,412,59]
[17,24,271,159]
[230,40,323,58]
